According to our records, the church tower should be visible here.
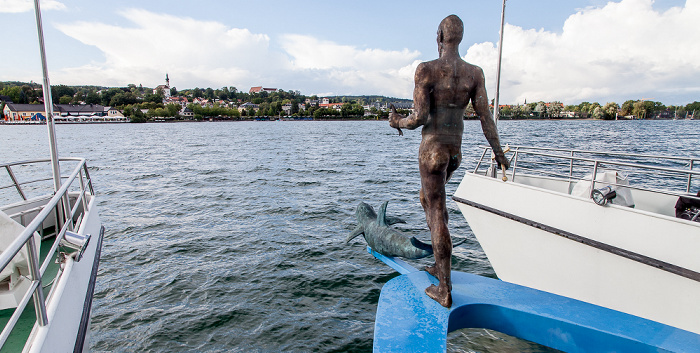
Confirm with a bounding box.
[166,73,170,88]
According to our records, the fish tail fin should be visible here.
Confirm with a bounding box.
[410,237,433,254]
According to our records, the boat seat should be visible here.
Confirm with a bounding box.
[675,191,700,221]
[0,211,41,310]
[570,170,635,207]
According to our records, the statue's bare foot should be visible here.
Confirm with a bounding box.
[424,265,452,291]
[425,284,452,308]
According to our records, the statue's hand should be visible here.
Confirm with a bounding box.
[388,104,403,136]
[495,154,510,170]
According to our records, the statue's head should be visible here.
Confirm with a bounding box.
[437,15,463,55]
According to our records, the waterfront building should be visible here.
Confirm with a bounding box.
[3,103,108,122]
[106,106,125,117]
[238,102,259,113]
[180,107,194,119]
[57,104,107,117]
[3,103,47,121]
[390,102,413,110]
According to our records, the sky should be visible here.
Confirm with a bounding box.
[1,0,698,105]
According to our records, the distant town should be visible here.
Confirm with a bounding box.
[1,76,699,124]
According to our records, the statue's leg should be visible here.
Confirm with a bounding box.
[419,145,453,308]
[421,187,437,277]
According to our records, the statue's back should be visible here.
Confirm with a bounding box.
[419,57,477,137]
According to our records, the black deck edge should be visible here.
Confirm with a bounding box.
[452,195,700,282]
[73,225,104,353]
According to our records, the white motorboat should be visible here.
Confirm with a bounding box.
[0,1,104,351]
[452,145,700,334]
[0,159,103,352]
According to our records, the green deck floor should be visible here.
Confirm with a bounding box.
[0,238,61,353]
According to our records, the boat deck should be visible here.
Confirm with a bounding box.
[370,247,700,352]
[0,238,60,353]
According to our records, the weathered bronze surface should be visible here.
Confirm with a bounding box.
[347,201,434,259]
[389,14,509,308]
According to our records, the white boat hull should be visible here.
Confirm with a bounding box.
[26,196,102,353]
[454,172,700,334]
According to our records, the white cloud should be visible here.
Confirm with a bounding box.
[0,0,65,13]
[280,34,420,96]
[464,0,700,105]
[52,9,421,97]
[281,34,418,71]
[54,9,277,89]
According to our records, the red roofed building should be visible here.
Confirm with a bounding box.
[249,86,279,94]
[165,96,188,107]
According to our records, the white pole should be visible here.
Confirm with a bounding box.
[33,0,61,194]
[34,0,71,232]
[494,0,507,124]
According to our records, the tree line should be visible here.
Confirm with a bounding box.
[2,81,697,121]
[491,100,700,120]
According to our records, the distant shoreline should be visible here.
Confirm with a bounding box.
[1,117,691,125]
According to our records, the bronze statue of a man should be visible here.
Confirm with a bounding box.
[389,14,509,308]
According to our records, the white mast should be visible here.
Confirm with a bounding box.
[494,0,507,124]
[33,0,61,193]
[34,0,72,232]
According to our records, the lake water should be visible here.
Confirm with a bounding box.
[1,119,698,352]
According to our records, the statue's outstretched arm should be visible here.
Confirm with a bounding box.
[390,64,429,130]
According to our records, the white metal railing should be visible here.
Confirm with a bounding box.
[0,158,95,347]
[474,145,700,201]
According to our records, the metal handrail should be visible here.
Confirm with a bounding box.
[0,158,94,347]
[504,145,700,164]
[474,145,700,198]
[508,149,700,176]
[0,158,86,196]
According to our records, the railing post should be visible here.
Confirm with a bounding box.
[511,149,519,182]
[26,236,48,326]
[568,150,575,192]
[83,162,94,195]
[6,166,27,201]
[590,161,599,199]
[78,169,88,215]
[61,192,73,232]
[569,151,575,179]
[53,201,63,238]
[474,149,488,173]
[687,159,694,193]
